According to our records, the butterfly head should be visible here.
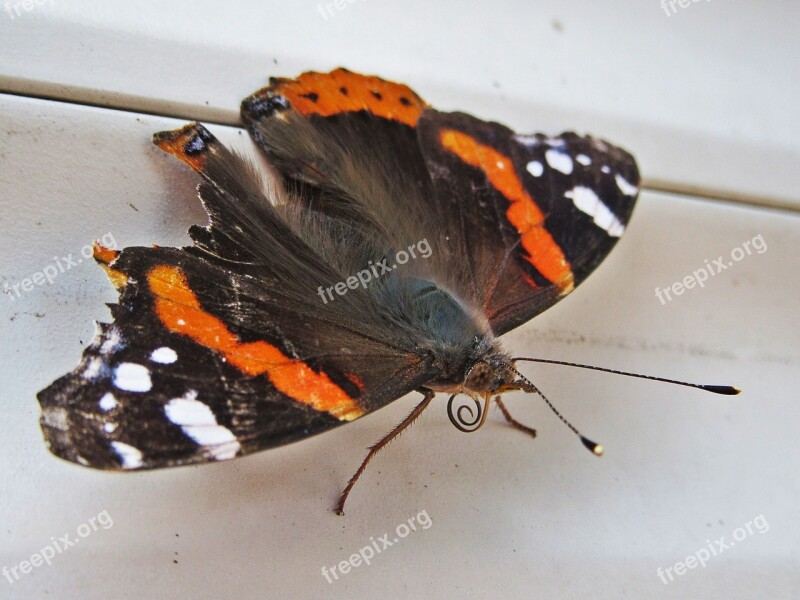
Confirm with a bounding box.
[424,335,513,397]
[463,354,514,395]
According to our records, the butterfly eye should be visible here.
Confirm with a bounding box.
[464,362,493,392]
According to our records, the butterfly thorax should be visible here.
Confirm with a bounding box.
[399,279,513,395]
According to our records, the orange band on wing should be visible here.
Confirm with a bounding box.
[269,68,427,127]
[439,129,574,292]
[147,265,364,421]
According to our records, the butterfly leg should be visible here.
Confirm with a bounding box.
[495,396,537,439]
[335,389,435,516]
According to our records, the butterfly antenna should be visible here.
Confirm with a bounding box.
[511,358,740,396]
[508,365,604,457]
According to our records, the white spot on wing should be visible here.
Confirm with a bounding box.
[103,422,117,433]
[515,135,540,148]
[544,137,567,148]
[565,186,625,237]
[42,407,68,431]
[526,160,544,177]
[165,391,241,460]
[576,154,591,166]
[150,347,178,364]
[83,358,102,380]
[601,165,611,174]
[99,392,118,411]
[113,363,152,393]
[545,149,573,174]
[615,173,638,196]
[111,441,143,469]
[100,328,122,354]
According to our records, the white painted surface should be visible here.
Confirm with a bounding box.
[1,4,798,599]
[0,1,798,207]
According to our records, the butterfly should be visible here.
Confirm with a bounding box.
[37,68,736,514]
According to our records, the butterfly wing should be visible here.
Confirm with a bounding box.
[241,69,639,337]
[241,68,437,264]
[37,124,434,470]
[416,110,640,335]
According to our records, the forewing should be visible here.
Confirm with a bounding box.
[416,110,640,335]
[37,124,432,470]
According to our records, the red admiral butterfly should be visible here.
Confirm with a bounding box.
[37,68,737,514]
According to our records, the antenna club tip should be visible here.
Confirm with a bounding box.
[593,444,604,456]
[704,385,742,396]
[580,436,603,456]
